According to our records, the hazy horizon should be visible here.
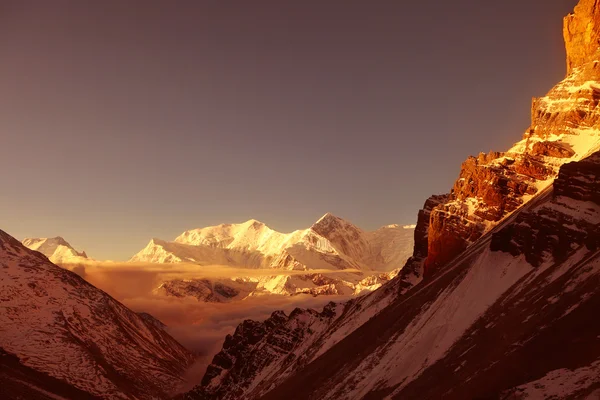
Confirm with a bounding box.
[0,0,577,260]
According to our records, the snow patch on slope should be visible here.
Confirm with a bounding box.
[505,359,600,399]
[330,250,533,399]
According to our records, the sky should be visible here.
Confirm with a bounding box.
[0,0,577,260]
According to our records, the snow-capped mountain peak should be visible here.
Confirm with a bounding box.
[22,236,88,264]
[310,213,361,235]
[312,212,343,225]
[175,219,276,250]
[309,213,370,262]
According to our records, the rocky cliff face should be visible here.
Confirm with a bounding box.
[492,152,600,267]
[564,0,600,74]
[183,303,343,400]
[416,1,600,279]
[397,194,448,292]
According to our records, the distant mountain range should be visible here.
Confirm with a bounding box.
[130,214,415,300]
[22,213,415,302]
[21,215,415,302]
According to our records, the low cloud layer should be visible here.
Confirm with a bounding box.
[62,261,360,302]
[62,260,353,392]
[64,259,362,299]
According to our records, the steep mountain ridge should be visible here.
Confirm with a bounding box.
[256,151,600,400]
[0,230,194,399]
[406,0,600,282]
[132,214,414,301]
[183,302,344,400]
[182,276,406,400]
[183,2,600,398]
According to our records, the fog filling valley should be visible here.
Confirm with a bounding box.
[65,260,354,390]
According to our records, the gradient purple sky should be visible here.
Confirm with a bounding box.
[0,0,576,260]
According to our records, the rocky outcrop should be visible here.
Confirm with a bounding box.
[420,147,554,275]
[397,194,448,290]
[564,0,600,74]
[531,140,575,158]
[183,303,342,400]
[492,151,600,266]
[154,279,253,303]
[555,151,600,203]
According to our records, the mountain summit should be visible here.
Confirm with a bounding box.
[22,236,89,264]
[564,0,600,74]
